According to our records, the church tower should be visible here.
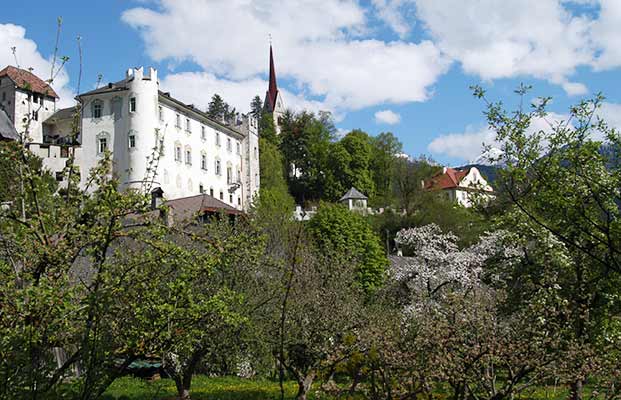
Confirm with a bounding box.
[263,45,285,135]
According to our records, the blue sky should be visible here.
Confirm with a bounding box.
[2,0,621,166]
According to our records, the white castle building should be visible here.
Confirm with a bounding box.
[77,66,259,209]
[0,64,261,211]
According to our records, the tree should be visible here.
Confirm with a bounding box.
[159,217,270,400]
[391,155,438,212]
[370,132,403,203]
[279,111,332,203]
[207,94,226,121]
[250,95,263,119]
[338,130,376,198]
[473,85,621,400]
[259,111,278,145]
[307,203,387,290]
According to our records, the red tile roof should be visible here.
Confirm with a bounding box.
[0,66,59,99]
[424,167,469,190]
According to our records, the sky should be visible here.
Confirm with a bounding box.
[2,0,621,166]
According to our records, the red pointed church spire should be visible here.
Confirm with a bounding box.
[266,45,279,112]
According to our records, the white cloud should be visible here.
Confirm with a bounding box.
[372,0,416,38]
[160,71,330,117]
[0,24,74,107]
[591,0,621,69]
[428,125,496,162]
[597,102,621,132]
[428,112,571,162]
[414,0,595,95]
[374,109,401,125]
[122,0,450,113]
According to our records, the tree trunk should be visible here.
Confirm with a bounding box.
[174,373,192,400]
[296,372,316,400]
[570,379,583,400]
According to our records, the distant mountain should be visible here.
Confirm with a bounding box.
[471,147,505,166]
[457,163,501,184]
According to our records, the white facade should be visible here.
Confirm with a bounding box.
[0,67,79,186]
[78,67,259,210]
[447,167,494,207]
[0,73,57,142]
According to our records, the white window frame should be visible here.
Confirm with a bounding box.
[174,144,182,162]
[129,97,137,113]
[215,159,221,176]
[93,100,103,119]
[98,137,107,154]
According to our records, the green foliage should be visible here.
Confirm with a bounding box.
[259,112,278,146]
[250,95,263,119]
[307,203,387,290]
[370,132,403,205]
[280,111,333,203]
[474,86,621,397]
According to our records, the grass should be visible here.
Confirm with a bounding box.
[100,375,587,400]
[101,375,309,400]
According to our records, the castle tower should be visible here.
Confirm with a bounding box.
[263,45,285,135]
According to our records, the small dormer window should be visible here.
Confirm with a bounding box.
[129,97,136,113]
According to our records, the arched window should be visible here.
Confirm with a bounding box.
[184,146,192,165]
[174,142,182,162]
[215,158,221,176]
[201,152,207,170]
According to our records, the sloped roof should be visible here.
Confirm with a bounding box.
[165,193,242,222]
[264,45,279,112]
[0,108,18,141]
[424,167,469,190]
[78,80,128,97]
[0,66,59,98]
[339,187,368,201]
[44,106,78,123]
